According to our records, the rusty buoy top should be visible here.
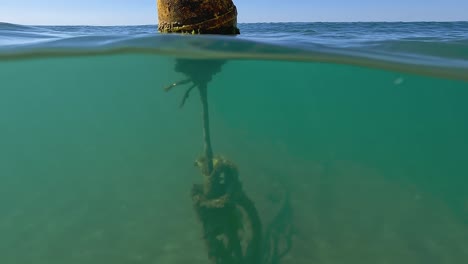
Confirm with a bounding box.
[157,0,240,35]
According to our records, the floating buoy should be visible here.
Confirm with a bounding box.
[157,0,240,34]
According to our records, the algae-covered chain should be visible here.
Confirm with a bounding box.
[157,1,291,263]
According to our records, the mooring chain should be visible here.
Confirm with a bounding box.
[163,56,293,263]
[163,78,294,263]
[158,1,294,263]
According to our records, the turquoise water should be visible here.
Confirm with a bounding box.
[0,22,468,264]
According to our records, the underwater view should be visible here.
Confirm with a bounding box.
[1,22,468,264]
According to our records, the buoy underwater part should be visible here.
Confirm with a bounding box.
[157,0,240,34]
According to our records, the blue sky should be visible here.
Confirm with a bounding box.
[1,0,467,25]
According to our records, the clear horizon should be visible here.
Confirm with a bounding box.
[1,0,467,26]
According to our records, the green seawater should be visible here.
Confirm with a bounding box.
[0,53,467,263]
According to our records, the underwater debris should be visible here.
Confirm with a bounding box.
[192,155,262,263]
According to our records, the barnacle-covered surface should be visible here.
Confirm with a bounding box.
[157,0,240,34]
